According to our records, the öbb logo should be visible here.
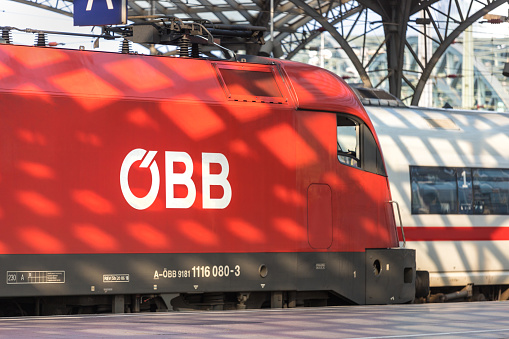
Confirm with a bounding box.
[120,149,232,210]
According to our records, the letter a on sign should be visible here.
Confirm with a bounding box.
[74,0,127,26]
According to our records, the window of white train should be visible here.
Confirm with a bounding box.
[410,166,509,215]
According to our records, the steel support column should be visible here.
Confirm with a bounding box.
[382,2,411,99]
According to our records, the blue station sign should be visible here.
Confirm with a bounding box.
[74,0,127,26]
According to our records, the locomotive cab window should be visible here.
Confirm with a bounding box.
[213,63,287,104]
[219,68,282,98]
[337,115,386,176]
[337,116,360,168]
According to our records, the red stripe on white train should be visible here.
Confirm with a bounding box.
[398,227,509,241]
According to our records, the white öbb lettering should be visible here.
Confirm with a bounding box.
[120,149,232,210]
[86,0,114,11]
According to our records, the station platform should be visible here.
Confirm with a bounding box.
[1,301,509,338]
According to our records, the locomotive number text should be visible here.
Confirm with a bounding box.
[154,265,240,280]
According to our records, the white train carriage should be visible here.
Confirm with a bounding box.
[357,88,509,299]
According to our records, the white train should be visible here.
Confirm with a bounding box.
[357,88,509,301]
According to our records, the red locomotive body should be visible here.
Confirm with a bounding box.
[0,43,414,314]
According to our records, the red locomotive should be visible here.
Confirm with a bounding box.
[0,22,415,315]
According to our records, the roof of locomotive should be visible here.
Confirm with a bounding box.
[0,43,370,124]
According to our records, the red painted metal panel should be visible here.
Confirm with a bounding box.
[281,62,366,117]
[307,184,333,249]
[0,45,226,103]
[0,44,397,256]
